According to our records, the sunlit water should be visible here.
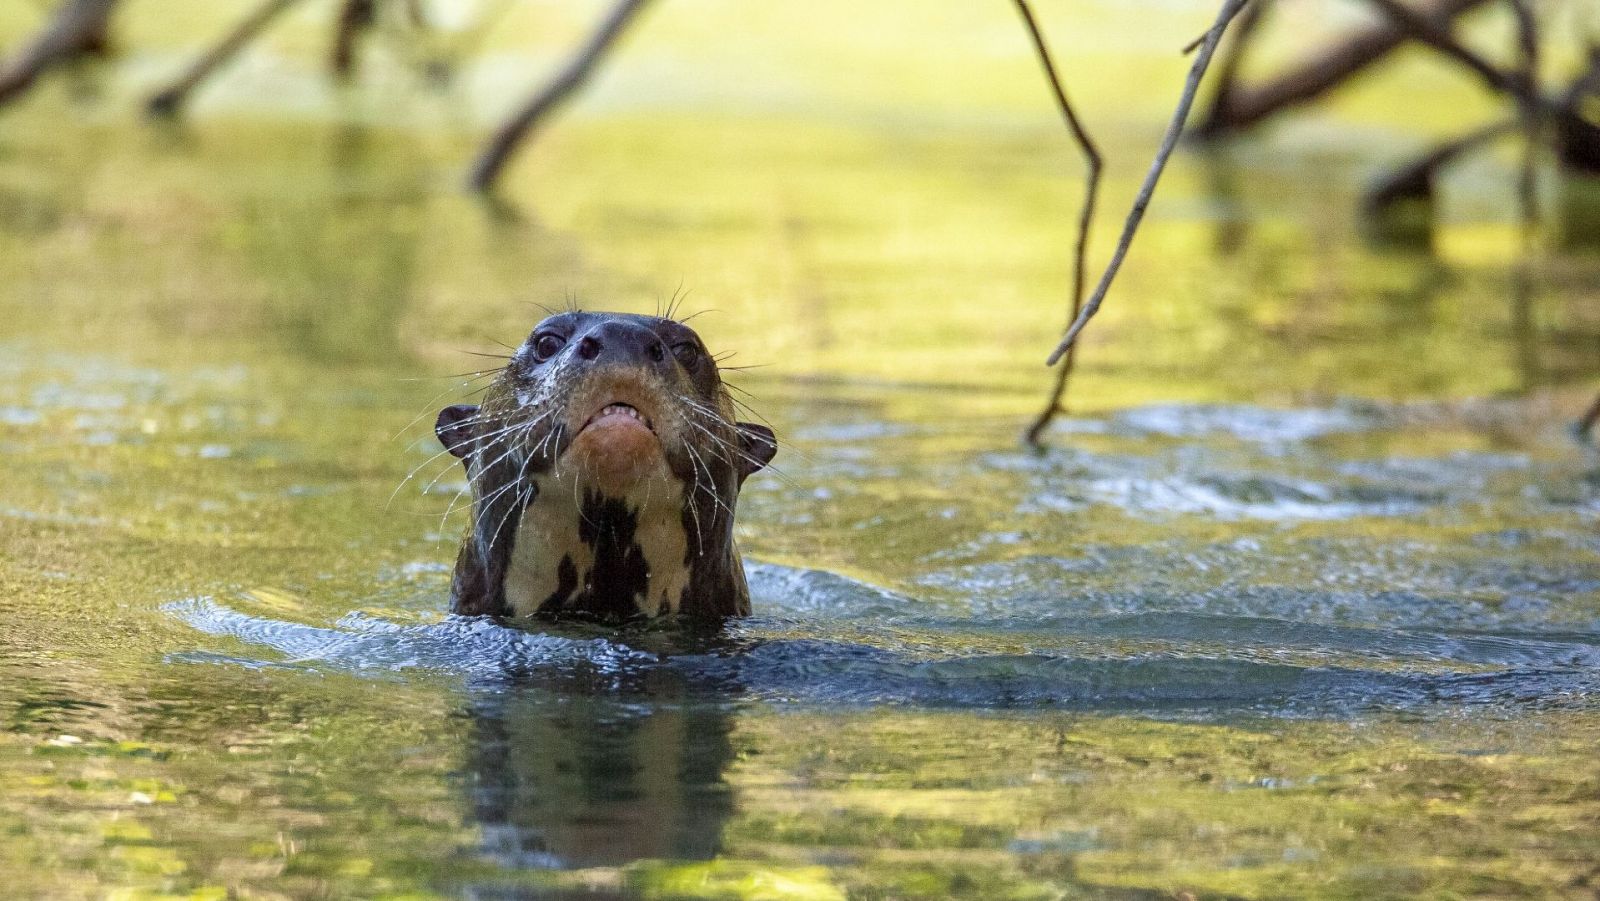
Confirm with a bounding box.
[166,398,1600,717]
[3,2,1600,897]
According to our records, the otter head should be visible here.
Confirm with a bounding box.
[435,311,776,622]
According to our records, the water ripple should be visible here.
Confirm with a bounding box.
[164,563,1600,716]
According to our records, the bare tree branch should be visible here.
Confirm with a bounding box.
[0,0,117,108]
[1012,0,1104,448]
[1194,0,1490,139]
[466,0,651,194]
[146,0,305,117]
[331,0,376,79]
[1365,0,1531,100]
[1045,0,1250,367]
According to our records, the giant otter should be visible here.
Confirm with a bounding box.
[435,311,777,621]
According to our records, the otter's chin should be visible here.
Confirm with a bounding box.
[568,408,663,492]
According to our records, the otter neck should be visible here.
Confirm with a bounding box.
[499,458,734,621]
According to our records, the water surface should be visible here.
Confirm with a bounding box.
[2,2,1599,897]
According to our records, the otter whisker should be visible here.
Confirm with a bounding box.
[662,281,690,322]
[441,422,537,530]
[676,427,736,522]
[406,416,532,505]
[390,372,506,441]
[531,418,565,465]
[466,479,519,537]
[468,460,529,523]
[388,415,526,512]
[682,458,707,558]
[467,421,543,500]
[399,367,503,382]
[482,446,538,558]
[570,443,592,530]
[677,308,717,325]
[674,399,784,478]
[466,441,536,541]
[675,396,799,481]
[681,437,734,524]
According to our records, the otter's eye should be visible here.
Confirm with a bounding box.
[672,342,700,369]
[532,333,566,362]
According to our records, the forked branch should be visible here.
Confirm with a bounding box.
[1044,0,1250,367]
[1365,0,1532,102]
[1013,0,1103,448]
[1195,0,1490,138]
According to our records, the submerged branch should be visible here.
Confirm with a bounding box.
[145,0,304,117]
[1364,118,1515,212]
[466,0,651,194]
[1045,0,1250,367]
[1012,0,1104,449]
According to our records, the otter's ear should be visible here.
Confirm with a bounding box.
[735,422,777,480]
[435,404,479,459]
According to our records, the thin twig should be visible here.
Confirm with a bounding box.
[466,0,651,193]
[1045,0,1249,367]
[1013,0,1103,448]
[145,0,304,117]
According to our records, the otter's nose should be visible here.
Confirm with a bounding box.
[573,320,671,374]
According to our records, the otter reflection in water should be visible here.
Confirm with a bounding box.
[464,660,740,872]
[436,311,777,623]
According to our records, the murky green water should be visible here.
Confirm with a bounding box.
[3,2,1600,897]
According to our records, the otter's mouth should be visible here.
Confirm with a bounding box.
[566,394,667,488]
[578,401,656,435]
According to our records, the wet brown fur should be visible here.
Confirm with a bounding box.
[435,312,775,622]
